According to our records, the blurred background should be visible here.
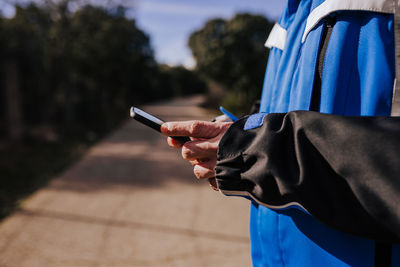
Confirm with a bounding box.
[0,0,285,266]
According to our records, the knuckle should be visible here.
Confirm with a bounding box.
[193,166,202,179]
[181,146,193,160]
[189,121,202,135]
[167,137,174,147]
[203,141,217,153]
[204,142,213,152]
[193,165,214,180]
[221,122,232,131]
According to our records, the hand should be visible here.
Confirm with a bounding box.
[161,120,232,190]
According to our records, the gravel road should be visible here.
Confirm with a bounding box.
[0,96,251,267]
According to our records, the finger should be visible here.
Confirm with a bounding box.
[193,160,216,179]
[181,140,217,160]
[208,178,219,191]
[213,114,231,122]
[161,121,227,139]
[189,158,208,166]
[194,165,215,179]
[167,137,183,148]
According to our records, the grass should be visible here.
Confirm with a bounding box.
[0,138,89,220]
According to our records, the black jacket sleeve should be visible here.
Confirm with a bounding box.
[215,111,400,242]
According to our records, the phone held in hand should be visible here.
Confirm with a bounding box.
[130,107,191,145]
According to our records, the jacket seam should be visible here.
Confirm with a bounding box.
[303,2,394,43]
[219,189,309,213]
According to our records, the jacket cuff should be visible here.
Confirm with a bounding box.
[215,116,256,196]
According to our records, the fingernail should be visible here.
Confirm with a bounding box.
[161,123,170,133]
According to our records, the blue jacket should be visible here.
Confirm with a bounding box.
[216,0,400,266]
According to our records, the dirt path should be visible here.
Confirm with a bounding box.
[0,96,251,267]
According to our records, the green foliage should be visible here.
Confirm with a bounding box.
[158,65,207,97]
[0,2,206,139]
[0,2,207,219]
[189,13,273,113]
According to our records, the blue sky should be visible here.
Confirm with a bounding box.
[132,0,286,67]
[1,0,287,67]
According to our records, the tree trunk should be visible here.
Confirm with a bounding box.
[2,60,23,140]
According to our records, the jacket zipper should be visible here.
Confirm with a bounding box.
[310,16,336,112]
[310,16,394,267]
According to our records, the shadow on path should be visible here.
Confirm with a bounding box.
[16,208,249,243]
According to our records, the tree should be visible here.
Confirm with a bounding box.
[189,13,274,113]
[157,65,206,97]
[68,5,156,131]
[0,2,159,137]
[0,4,52,137]
[0,2,207,139]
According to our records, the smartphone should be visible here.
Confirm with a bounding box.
[130,107,191,144]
